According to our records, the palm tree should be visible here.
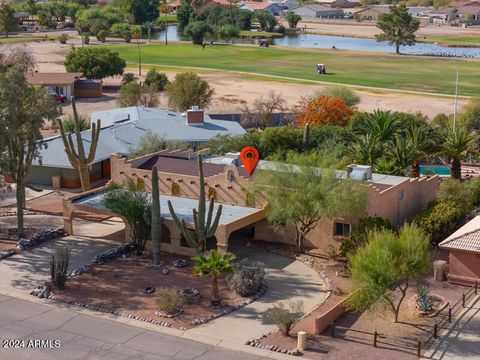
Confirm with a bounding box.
[350,133,384,166]
[404,124,435,177]
[355,110,399,143]
[442,126,475,179]
[192,250,235,303]
[388,134,416,173]
[374,158,403,176]
[132,25,142,76]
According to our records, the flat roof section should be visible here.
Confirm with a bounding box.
[73,191,261,225]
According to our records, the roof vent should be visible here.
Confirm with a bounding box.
[347,164,372,181]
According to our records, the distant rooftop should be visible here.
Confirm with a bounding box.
[27,72,83,86]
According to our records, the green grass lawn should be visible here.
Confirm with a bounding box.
[159,13,177,22]
[107,42,480,96]
[0,35,47,44]
[422,36,480,47]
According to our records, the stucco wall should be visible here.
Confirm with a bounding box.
[447,251,480,286]
[111,153,258,207]
[28,162,103,188]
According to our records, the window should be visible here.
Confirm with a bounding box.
[334,222,350,236]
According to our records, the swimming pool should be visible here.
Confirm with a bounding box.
[419,165,451,176]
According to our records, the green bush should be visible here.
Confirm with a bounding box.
[144,69,169,91]
[340,217,396,257]
[265,300,304,336]
[414,202,465,245]
[58,33,68,44]
[82,34,90,45]
[166,72,214,111]
[96,29,107,42]
[121,72,136,85]
[61,114,90,133]
[156,287,183,315]
[321,86,361,107]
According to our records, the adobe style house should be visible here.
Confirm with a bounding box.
[63,150,439,254]
[28,107,245,189]
[439,216,480,286]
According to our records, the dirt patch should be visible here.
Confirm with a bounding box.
[55,254,247,329]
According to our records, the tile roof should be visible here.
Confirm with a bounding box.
[439,216,480,253]
[34,107,246,169]
[241,1,275,9]
[26,72,83,86]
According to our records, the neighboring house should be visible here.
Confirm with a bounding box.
[268,0,300,11]
[457,5,480,23]
[291,5,344,19]
[452,0,480,7]
[428,8,458,24]
[26,72,82,99]
[314,0,359,8]
[439,216,480,286]
[238,1,285,15]
[353,6,390,21]
[28,107,246,188]
[65,151,440,254]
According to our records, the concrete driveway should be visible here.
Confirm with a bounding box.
[0,215,125,298]
[426,295,480,360]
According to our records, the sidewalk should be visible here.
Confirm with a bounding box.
[425,295,480,359]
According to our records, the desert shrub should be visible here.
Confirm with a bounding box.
[156,287,183,315]
[320,86,361,107]
[265,300,304,336]
[414,202,464,245]
[144,69,169,91]
[58,33,68,44]
[83,34,90,44]
[129,131,188,158]
[416,284,432,312]
[227,260,265,296]
[122,72,136,85]
[340,217,396,257]
[61,114,90,133]
[96,29,107,42]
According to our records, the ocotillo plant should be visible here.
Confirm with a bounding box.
[303,122,311,151]
[57,96,100,191]
[168,155,222,252]
[50,247,70,290]
[151,166,162,265]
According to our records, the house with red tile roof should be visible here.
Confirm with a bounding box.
[439,216,480,286]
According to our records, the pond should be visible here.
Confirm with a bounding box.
[154,25,480,59]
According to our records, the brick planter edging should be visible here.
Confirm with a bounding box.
[31,243,269,330]
[0,227,67,261]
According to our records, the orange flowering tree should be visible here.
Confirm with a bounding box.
[296,96,353,127]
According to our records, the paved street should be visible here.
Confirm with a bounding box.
[426,296,480,360]
[0,295,275,360]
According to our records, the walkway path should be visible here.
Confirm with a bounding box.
[426,295,480,359]
[0,295,274,360]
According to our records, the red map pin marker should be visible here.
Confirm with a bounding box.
[240,146,260,176]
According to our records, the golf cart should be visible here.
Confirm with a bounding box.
[259,39,269,47]
[316,64,326,75]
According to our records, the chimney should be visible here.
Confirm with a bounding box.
[186,106,204,125]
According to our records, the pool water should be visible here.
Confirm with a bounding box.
[420,165,451,176]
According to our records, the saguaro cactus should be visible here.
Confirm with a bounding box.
[50,247,71,290]
[151,166,162,265]
[168,155,222,253]
[57,97,100,191]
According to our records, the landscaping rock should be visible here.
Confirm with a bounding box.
[291,349,300,356]
[0,249,15,260]
[172,259,189,268]
[142,287,155,295]
[162,268,169,275]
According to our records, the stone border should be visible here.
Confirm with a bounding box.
[0,227,67,261]
[245,335,301,356]
[31,243,268,330]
